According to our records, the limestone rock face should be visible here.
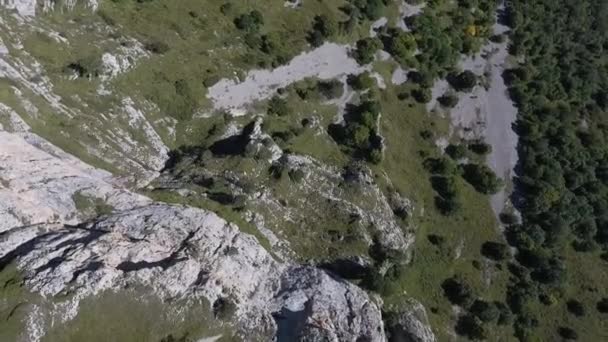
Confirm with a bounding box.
[0,131,151,231]
[273,266,384,341]
[0,111,389,341]
[385,300,436,342]
[1,203,385,341]
[0,3,434,341]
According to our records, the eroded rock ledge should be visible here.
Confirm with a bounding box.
[1,204,386,341]
[0,129,386,341]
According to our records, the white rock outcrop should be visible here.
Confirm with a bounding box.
[0,130,151,232]
[385,300,436,342]
[0,128,385,341]
[2,204,386,341]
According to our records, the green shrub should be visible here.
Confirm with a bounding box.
[499,212,519,225]
[597,298,608,313]
[481,241,510,261]
[558,327,578,340]
[435,195,461,215]
[470,300,500,323]
[430,176,458,198]
[268,96,290,116]
[309,15,338,47]
[442,276,474,308]
[351,0,386,20]
[408,70,433,89]
[412,88,432,103]
[423,157,457,175]
[347,72,375,90]
[317,79,344,99]
[469,140,492,155]
[449,70,477,91]
[367,147,383,164]
[345,123,371,148]
[495,302,513,325]
[461,163,503,194]
[383,29,417,65]
[353,38,382,65]
[566,299,585,317]
[455,315,487,340]
[438,93,459,108]
[234,10,264,32]
[445,144,467,159]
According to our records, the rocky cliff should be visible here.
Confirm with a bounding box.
[0,127,386,341]
[0,1,437,341]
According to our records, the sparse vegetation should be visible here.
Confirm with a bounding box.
[4,0,606,340]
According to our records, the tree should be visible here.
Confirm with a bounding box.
[455,315,487,340]
[423,158,457,175]
[347,72,375,90]
[431,176,458,198]
[384,29,417,64]
[566,300,585,317]
[412,88,432,103]
[469,140,492,155]
[506,224,546,250]
[461,163,503,194]
[499,212,518,225]
[495,302,513,325]
[438,93,459,108]
[445,144,467,159]
[449,70,477,91]
[435,195,461,216]
[597,298,608,313]
[353,38,382,65]
[259,32,291,65]
[558,327,578,340]
[234,11,264,32]
[470,300,500,323]
[481,241,510,261]
[368,148,383,164]
[350,0,385,20]
[309,15,337,47]
[312,14,338,38]
[268,96,290,116]
[408,70,433,88]
[346,123,371,148]
[442,276,474,308]
[317,79,344,99]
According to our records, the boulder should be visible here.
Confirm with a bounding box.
[385,299,436,342]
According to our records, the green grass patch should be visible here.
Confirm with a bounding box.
[44,288,235,342]
[372,79,511,339]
